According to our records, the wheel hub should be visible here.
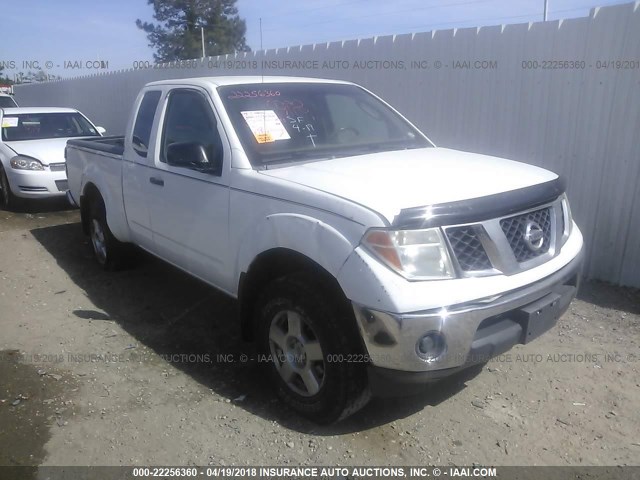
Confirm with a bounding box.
[286,337,307,368]
[268,309,325,397]
[91,219,107,264]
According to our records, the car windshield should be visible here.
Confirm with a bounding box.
[218,82,431,166]
[0,96,18,108]
[1,112,100,141]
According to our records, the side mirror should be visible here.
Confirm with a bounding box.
[166,142,221,174]
[96,126,107,135]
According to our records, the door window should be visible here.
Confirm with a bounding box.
[160,89,222,171]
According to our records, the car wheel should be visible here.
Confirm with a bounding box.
[0,166,21,210]
[88,195,128,271]
[256,272,370,423]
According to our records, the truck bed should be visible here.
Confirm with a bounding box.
[65,135,126,222]
[67,136,125,156]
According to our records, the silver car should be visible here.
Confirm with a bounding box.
[0,107,105,208]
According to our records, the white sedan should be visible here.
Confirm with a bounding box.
[0,107,105,208]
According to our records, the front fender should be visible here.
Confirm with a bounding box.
[235,213,357,288]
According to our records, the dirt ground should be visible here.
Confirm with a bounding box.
[0,200,639,469]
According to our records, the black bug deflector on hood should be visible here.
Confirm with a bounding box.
[392,176,566,229]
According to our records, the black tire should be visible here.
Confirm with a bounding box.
[0,165,22,210]
[256,272,370,423]
[87,194,128,271]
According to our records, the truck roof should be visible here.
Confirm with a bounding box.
[146,76,353,88]
[0,107,79,114]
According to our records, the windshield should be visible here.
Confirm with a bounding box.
[1,112,100,141]
[0,96,18,108]
[218,83,431,166]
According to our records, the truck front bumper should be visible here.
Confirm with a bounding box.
[352,248,583,396]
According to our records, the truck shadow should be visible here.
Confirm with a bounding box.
[1,196,74,213]
[30,223,482,434]
[577,280,640,316]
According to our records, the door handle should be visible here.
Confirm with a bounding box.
[149,177,164,186]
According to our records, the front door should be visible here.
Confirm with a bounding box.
[145,88,232,291]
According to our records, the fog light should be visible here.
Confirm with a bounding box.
[416,332,446,361]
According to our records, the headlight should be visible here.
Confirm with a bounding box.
[10,155,44,171]
[560,193,573,243]
[362,227,455,280]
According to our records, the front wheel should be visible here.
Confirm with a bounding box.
[256,273,370,423]
[0,166,21,210]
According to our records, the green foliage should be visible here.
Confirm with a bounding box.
[137,0,250,63]
[0,64,10,84]
[13,71,59,84]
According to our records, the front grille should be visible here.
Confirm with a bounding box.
[500,207,552,262]
[446,226,493,271]
[49,163,66,172]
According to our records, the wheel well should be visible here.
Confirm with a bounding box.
[238,248,350,342]
[80,183,102,235]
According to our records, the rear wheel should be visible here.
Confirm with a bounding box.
[87,195,128,270]
[256,272,370,423]
[0,166,21,210]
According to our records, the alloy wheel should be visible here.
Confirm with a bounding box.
[268,309,326,397]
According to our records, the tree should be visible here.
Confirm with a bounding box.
[136,0,250,63]
[13,71,61,84]
[0,64,10,85]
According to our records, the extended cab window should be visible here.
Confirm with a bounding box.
[160,89,222,169]
[132,90,161,157]
[218,82,430,166]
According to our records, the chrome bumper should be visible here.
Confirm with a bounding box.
[352,249,584,374]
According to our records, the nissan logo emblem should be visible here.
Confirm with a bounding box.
[524,221,545,251]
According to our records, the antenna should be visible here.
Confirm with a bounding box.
[260,17,266,161]
[201,27,206,57]
[260,17,264,83]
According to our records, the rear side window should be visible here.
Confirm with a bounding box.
[132,90,161,157]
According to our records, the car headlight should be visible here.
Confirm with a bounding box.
[362,227,455,280]
[10,155,44,171]
[560,193,573,243]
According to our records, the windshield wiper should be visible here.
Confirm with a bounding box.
[363,139,429,152]
[258,140,430,167]
[260,148,341,165]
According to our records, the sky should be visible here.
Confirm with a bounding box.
[0,0,633,79]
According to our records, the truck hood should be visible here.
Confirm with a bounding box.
[4,138,71,165]
[259,147,558,223]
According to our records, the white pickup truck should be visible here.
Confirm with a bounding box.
[66,76,584,423]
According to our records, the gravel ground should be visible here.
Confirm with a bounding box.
[0,201,639,469]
